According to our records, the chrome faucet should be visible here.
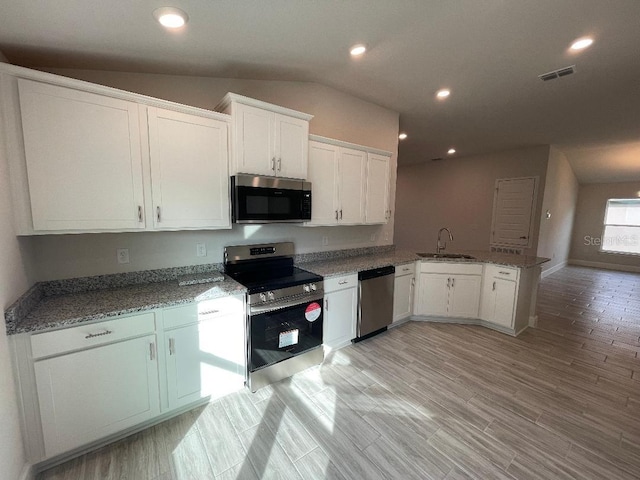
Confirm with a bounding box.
[437,227,453,253]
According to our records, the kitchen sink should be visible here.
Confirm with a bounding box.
[417,252,476,259]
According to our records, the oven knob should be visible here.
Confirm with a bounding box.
[303,284,311,293]
[267,291,275,301]
[310,283,317,291]
[260,293,267,302]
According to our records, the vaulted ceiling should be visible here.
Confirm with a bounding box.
[1,0,639,182]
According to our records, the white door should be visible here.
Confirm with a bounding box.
[416,274,450,317]
[337,147,366,224]
[323,288,357,350]
[148,107,230,229]
[365,153,391,224]
[449,275,482,318]
[18,79,145,231]
[307,141,339,225]
[233,103,274,176]
[165,315,245,410]
[274,113,309,180]
[393,274,414,323]
[493,278,517,327]
[491,177,537,247]
[34,335,160,457]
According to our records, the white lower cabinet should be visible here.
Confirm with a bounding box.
[480,265,520,328]
[323,274,358,350]
[393,263,416,323]
[34,334,160,457]
[163,297,245,410]
[416,263,483,319]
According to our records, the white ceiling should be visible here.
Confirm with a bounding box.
[1,0,639,182]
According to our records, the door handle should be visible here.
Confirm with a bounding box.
[169,338,175,355]
[149,342,156,361]
[493,281,496,291]
[271,157,276,171]
[138,205,143,223]
[335,210,339,221]
[339,209,343,220]
[451,278,455,288]
[277,158,282,171]
[325,299,329,311]
[156,206,161,223]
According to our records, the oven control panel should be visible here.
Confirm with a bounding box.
[249,282,324,308]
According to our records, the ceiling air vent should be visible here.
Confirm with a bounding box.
[539,65,576,81]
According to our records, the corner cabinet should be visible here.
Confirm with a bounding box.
[305,135,392,227]
[416,263,482,319]
[2,69,232,234]
[215,93,313,179]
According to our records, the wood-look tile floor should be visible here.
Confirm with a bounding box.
[39,265,640,480]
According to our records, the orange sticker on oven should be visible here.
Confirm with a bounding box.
[305,302,321,322]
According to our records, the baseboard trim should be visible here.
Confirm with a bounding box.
[18,463,34,480]
[569,259,640,274]
[541,261,567,278]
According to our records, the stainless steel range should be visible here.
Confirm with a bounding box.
[224,242,324,392]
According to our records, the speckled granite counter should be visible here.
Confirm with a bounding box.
[418,250,550,268]
[299,250,421,277]
[6,274,245,335]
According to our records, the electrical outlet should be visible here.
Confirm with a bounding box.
[322,236,329,246]
[370,233,377,242]
[117,248,130,264]
[196,243,207,257]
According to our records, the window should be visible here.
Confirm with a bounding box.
[602,199,640,255]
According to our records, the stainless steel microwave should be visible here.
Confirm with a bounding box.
[231,175,312,224]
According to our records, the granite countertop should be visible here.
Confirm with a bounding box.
[418,250,550,268]
[7,276,246,335]
[299,250,421,277]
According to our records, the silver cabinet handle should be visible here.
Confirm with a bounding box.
[149,342,156,361]
[402,267,410,272]
[277,158,282,171]
[335,210,339,221]
[85,329,113,339]
[493,281,496,291]
[339,209,343,220]
[451,278,455,288]
[199,309,220,316]
[156,206,161,223]
[169,338,175,356]
[138,205,143,223]
[325,298,329,310]
[447,278,451,288]
[338,280,348,285]
[411,277,415,287]
[272,157,276,171]
[499,271,511,275]
[519,236,528,239]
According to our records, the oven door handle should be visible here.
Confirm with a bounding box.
[249,293,325,315]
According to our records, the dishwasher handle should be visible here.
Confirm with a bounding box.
[358,265,395,281]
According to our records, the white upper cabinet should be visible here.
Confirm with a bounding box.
[306,136,391,227]
[147,107,230,230]
[18,79,146,231]
[364,152,391,224]
[216,93,312,179]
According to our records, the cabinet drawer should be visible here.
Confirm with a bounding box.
[395,262,416,277]
[163,295,245,329]
[485,264,519,281]
[324,273,358,293]
[420,262,483,276]
[31,312,156,360]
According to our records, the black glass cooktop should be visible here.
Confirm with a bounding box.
[226,264,322,294]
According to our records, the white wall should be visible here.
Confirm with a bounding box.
[394,145,550,256]
[24,69,400,280]
[537,147,579,274]
[0,52,34,480]
[570,181,640,270]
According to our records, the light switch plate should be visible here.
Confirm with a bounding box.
[117,248,130,264]
[196,243,207,257]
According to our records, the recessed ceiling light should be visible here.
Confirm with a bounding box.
[447,148,456,155]
[436,89,451,99]
[153,7,189,29]
[570,37,593,51]
[350,44,367,56]
[398,133,408,140]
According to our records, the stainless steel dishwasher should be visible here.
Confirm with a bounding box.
[356,265,395,341]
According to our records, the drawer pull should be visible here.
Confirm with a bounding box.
[403,267,410,272]
[338,280,349,285]
[85,329,113,339]
[498,271,511,275]
[199,309,220,316]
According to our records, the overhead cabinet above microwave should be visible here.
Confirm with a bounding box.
[215,93,313,180]
[1,68,232,235]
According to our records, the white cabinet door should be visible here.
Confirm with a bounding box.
[34,335,160,457]
[233,103,275,176]
[492,279,517,327]
[307,141,339,225]
[417,274,450,317]
[323,287,357,350]
[165,314,245,410]
[148,107,230,229]
[18,79,145,231]
[338,147,366,224]
[393,274,414,323]
[365,153,391,224]
[275,113,309,180]
[449,275,482,318]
